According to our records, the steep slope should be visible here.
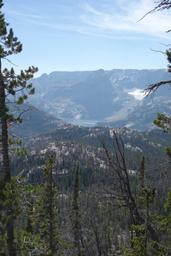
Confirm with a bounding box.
[10,104,63,138]
[28,69,171,130]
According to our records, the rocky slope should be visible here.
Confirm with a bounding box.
[28,69,171,130]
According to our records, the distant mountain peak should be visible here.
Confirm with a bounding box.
[30,69,171,131]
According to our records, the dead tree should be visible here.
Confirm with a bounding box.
[102,130,158,242]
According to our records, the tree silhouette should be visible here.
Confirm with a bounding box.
[0,0,38,254]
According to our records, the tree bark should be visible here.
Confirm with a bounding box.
[0,58,16,256]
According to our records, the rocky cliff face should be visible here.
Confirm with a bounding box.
[28,69,171,130]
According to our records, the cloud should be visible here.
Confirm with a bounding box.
[6,1,171,40]
[6,9,46,20]
[82,2,103,16]
[80,0,171,39]
[6,8,85,35]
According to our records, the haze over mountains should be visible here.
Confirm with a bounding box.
[29,69,171,131]
[11,68,171,189]
[11,104,63,138]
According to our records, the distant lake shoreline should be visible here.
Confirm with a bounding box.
[65,119,98,127]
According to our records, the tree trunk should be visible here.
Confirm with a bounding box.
[49,162,54,255]
[0,58,16,256]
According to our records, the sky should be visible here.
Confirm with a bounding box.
[3,0,171,76]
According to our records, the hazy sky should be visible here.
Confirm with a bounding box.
[3,0,171,76]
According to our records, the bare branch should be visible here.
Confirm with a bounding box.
[145,79,171,95]
[3,57,18,67]
[150,48,166,55]
[138,0,171,25]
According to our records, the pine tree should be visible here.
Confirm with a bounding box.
[124,157,163,256]
[16,184,43,255]
[0,0,38,254]
[40,155,60,255]
[0,178,21,255]
[72,167,84,256]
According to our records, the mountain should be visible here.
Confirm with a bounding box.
[10,104,63,138]
[29,69,171,130]
[101,93,171,130]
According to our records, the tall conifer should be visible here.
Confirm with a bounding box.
[0,1,37,254]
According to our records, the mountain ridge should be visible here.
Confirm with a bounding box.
[28,68,171,130]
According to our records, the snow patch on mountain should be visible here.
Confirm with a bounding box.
[128,89,145,101]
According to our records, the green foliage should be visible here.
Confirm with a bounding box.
[0,178,21,254]
[154,113,171,133]
[16,230,42,256]
[165,147,171,158]
[164,189,171,212]
[0,0,38,120]
[139,187,155,205]
[72,167,84,255]
[166,48,171,70]
[129,233,146,256]
[157,189,171,239]
[13,184,45,255]
[0,1,38,253]
[124,157,158,255]
[124,159,171,256]
[38,156,61,255]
